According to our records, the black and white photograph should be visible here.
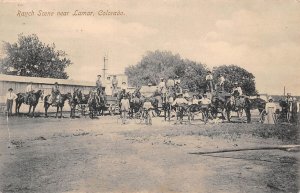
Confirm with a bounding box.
[0,0,299,192]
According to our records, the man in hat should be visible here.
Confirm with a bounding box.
[231,82,243,96]
[183,89,190,99]
[206,71,214,93]
[174,76,181,85]
[96,75,103,94]
[51,82,61,104]
[174,82,183,97]
[111,75,118,95]
[158,78,166,92]
[24,82,34,104]
[200,93,212,119]
[217,74,225,91]
[6,88,18,116]
[172,93,188,106]
[291,97,298,124]
[121,81,127,92]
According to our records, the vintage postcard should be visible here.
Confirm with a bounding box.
[0,0,299,192]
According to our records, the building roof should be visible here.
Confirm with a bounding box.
[0,74,95,86]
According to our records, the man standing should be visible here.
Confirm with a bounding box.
[174,82,183,97]
[206,71,213,93]
[158,78,166,92]
[96,75,103,94]
[217,74,225,91]
[121,81,127,92]
[291,97,298,124]
[111,75,118,95]
[6,88,17,116]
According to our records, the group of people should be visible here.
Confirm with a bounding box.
[264,93,299,124]
[5,82,61,116]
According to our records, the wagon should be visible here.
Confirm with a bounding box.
[106,95,120,115]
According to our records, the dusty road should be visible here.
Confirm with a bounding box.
[0,114,299,193]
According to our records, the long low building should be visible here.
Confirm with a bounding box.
[0,74,96,114]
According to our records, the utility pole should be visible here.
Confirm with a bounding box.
[102,55,108,81]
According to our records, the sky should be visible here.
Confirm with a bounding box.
[0,0,299,95]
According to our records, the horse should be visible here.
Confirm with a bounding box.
[278,99,292,123]
[15,90,44,117]
[44,93,72,118]
[129,93,143,118]
[69,88,81,118]
[87,92,103,118]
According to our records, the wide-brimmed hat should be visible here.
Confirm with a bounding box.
[148,83,152,86]
[54,82,58,84]
[8,88,13,91]
[268,96,273,101]
[97,74,101,77]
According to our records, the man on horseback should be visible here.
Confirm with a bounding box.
[183,89,190,100]
[230,82,243,109]
[25,82,34,104]
[231,82,243,96]
[199,93,212,118]
[51,82,61,105]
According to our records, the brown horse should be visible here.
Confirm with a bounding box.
[15,90,44,117]
[44,93,72,118]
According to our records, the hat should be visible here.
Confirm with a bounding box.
[160,78,164,80]
[54,82,58,84]
[234,82,238,85]
[8,88,13,91]
[148,83,152,86]
[122,82,126,84]
[207,71,211,73]
[97,75,101,77]
[268,96,273,101]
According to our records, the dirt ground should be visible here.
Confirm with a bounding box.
[0,113,299,193]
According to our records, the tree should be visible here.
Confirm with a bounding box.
[213,65,257,95]
[0,34,71,79]
[125,50,208,92]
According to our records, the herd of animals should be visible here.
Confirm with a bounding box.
[12,86,292,124]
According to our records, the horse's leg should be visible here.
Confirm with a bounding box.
[60,106,63,118]
[56,106,58,118]
[15,101,18,115]
[32,105,37,117]
[45,105,48,117]
[28,105,32,117]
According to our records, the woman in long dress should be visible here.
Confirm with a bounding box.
[264,97,277,124]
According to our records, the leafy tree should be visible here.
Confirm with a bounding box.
[125,50,208,92]
[0,34,71,79]
[212,65,257,95]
